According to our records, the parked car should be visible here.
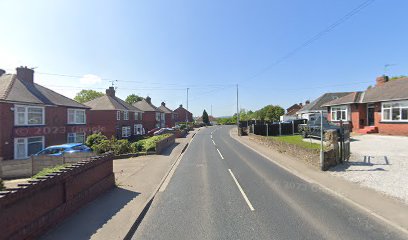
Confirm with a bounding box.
[298,116,341,139]
[35,143,92,156]
[154,128,175,136]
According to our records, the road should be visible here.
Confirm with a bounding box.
[132,126,406,240]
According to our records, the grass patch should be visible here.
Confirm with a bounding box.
[32,164,70,179]
[269,135,321,150]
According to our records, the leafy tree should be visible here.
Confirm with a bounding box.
[262,105,284,122]
[202,110,210,125]
[74,89,104,103]
[125,94,144,104]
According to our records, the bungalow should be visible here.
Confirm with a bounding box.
[297,92,351,121]
[0,67,90,160]
[133,96,164,132]
[323,76,408,135]
[84,87,144,139]
[280,103,303,121]
[157,102,176,128]
[173,104,193,123]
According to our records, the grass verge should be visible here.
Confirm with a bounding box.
[270,135,320,150]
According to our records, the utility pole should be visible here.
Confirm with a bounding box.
[236,84,239,132]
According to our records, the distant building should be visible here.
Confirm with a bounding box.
[173,104,193,123]
[280,103,302,122]
[84,87,144,139]
[158,102,176,128]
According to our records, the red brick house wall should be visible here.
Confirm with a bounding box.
[142,111,159,132]
[0,102,90,160]
[174,108,193,122]
[328,103,408,135]
[87,110,143,139]
[164,113,174,128]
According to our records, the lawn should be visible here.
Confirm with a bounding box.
[270,135,321,150]
[32,164,70,179]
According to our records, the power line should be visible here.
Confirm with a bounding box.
[246,0,376,82]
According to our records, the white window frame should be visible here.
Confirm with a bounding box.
[124,111,129,120]
[67,109,86,124]
[155,112,161,122]
[381,101,408,122]
[117,111,121,120]
[122,126,131,138]
[134,124,143,135]
[67,132,86,143]
[331,105,348,121]
[14,105,45,126]
[14,136,44,159]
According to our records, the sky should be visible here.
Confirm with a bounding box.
[0,0,407,117]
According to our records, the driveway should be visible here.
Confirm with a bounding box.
[330,134,408,204]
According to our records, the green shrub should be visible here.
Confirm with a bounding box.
[92,139,113,154]
[113,139,131,155]
[130,140,145,153]
[132,134,172,152]
[86,133,107,149]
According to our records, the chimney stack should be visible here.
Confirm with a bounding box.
[16,66,34,84]
[376,75,389,87]
[305,100,310,105]
[146,96,151,104]
[0,69,5,77]
[179,104,183,108]
[299,103,303,107]
[161,102,165,107]
[106,87,115,97]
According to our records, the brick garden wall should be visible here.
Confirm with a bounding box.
[0,154,114,240]
[155,134,176,154]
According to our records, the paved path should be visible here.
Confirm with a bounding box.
[40,131,196,240]
[133,126,407,240]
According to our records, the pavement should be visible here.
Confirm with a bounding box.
[132,126,408,239]
[39,129,198,240]
[330,134,408,204]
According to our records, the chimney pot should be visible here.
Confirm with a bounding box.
[179,104,183,108]
[106,87,115,97]
[376,75,389,86]
[305,100,310,105]
[16,66,34,84]
[146,96,151,104]
[161,102,165,106]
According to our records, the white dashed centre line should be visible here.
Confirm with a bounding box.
[212,139,216,145]
[216,148,224,160]
[228,169,255,211]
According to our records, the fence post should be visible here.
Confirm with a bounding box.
[266,124,269,137]
[292,120,295,135]
[279,122,282,136]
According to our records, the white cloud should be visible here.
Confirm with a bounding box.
[79,74,102,85]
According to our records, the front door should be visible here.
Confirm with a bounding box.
[367,105,375,126]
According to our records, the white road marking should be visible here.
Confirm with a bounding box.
[228,169,255,211]
[212,139,216,145]
[211,135,213,139]
[216,148,224,159]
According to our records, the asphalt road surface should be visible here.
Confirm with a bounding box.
[132,126,406,240]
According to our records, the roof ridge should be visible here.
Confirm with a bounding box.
[3,74,16,99]
[34,82,89,108]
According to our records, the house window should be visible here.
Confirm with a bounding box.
[67,132,85,143]
[155,112,161,122]
[122,126,131,138]
[134,124,143,135]
[68,109,86,124]
[14,105,45,126]
[382,101,408,122]
[331,106,348,121]
[14,136,44,159]
[117,111,121,120]
[124,111,129,120]
[135,112,138,120]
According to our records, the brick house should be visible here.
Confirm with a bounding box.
[323,76,408,135]
[158,102,176,128]
[84,87,144,139]
[280,103,303,121]
[0,67,90,160]
[173,104,193,123]
[297,92,351,121]
[133,96,164,132]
